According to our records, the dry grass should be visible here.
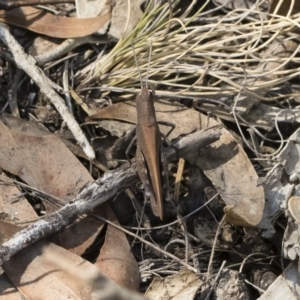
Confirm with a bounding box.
[78,0,300,102]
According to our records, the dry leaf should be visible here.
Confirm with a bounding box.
[75,0,110,35]
[258,261,300,300]
[258,164,293,238]
[87,101,197,140]
[28,36,60,57]
[288,196,300,223]
[276,129,300,259]
[0,115,91,212]
[43,249,146,300]
[95,206,140,290]
[109,0,145,39]
[88,101,264,226]
[0,114,139,289]
[0,7,111,38]
[146,269,202,300]
[0,173,37,225]
[197,126,264,227]
[0,221,96,299]
[0,273,23,300]
[278,127,300,182]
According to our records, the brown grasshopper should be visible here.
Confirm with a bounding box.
[133,45,172,220]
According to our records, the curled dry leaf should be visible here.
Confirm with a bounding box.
[88,101,264,226]
[0,114,139,289]
[288,196,300,223]
[0,7,111,38]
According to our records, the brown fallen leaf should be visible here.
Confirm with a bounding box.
[0,114,139,289]
[0,174,43,299]
[0,273,23,300]
[95,206,140,290]
[288,196,300,224]
[88,101,264,226]
[87,101,137,124]
[0,221,96,299]
[43,249,146,300]
[0,173,37,225]
[87,101,196,140]
[0,7,111,38]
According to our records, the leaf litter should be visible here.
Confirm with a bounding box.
[0,0,300,299]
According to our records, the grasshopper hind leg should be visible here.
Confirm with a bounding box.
[161,148,171,202]
[136,146,161,218]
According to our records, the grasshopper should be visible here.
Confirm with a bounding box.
[133,44,171,220]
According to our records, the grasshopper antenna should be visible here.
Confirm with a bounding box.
[131,43,144,88]
[146,41,152,89]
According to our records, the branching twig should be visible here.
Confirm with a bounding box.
[0,125,222,266]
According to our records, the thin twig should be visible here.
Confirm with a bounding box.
[125,192,220,231]
[94,215,197,272]
[36,36,106,66]
[0,23,95,159]
[206,215,226,279]
[204,260,226,300]
[63,60,74,115]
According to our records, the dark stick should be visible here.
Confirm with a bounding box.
[0,125,222,266]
